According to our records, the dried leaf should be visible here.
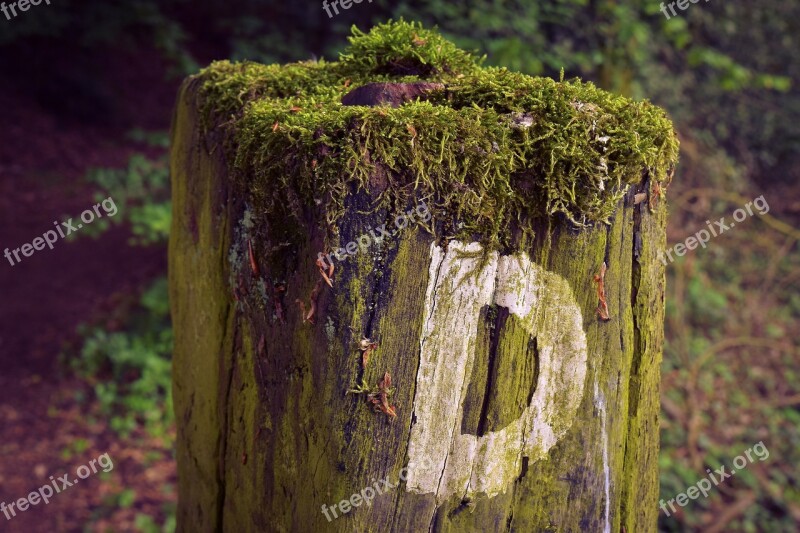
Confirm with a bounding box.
[315,257,334,287]
[649,181,663,211]
[593,262,610,321]
[248,239,259,276]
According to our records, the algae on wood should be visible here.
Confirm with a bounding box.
[170,20,678,532]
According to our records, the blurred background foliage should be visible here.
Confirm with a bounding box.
[2,0,798,531]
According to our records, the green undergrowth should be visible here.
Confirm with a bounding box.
[196,20,679,251]
[67,277,174,439]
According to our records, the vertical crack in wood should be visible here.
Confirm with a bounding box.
[216,302,237,532]
[476,306,506,436]
[627,185,645,419]
[527,337,540,405]
[620,179,647,529]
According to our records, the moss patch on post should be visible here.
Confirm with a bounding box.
[195,19,679,253]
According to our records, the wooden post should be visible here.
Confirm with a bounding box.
[169,22,678,532]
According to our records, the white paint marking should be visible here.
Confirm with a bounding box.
[595,379,611,533]
[406,241,589,503]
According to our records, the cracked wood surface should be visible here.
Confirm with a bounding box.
[405,241,588,506]
[170,79,666,533]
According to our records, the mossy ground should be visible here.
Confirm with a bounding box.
[195,20,679,254]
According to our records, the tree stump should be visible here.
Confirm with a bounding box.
[169,21,679,532]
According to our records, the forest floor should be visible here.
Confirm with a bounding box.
[0,45,178,532]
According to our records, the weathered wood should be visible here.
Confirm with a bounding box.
[169,22,676,533]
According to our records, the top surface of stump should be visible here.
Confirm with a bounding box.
[195,20,679,248]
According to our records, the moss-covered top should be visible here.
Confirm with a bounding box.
[196,20,679,249]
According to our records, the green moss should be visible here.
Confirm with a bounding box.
[339,20,481,77]
[195,19,679,253]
